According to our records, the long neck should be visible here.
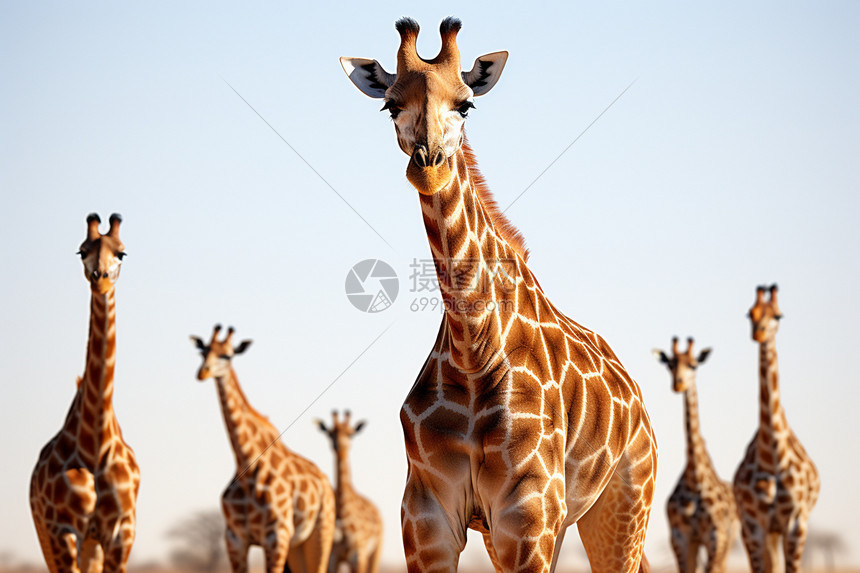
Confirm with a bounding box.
[757,336,789,449]
[77,289,118,462]
[215,368,274,470]
[418,146,528,372]
[682,382,712,479]
[334,448,353,511]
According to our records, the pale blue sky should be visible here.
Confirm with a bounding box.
[2,2,858,569]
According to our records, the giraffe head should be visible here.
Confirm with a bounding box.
[77,213,126,295]
[341,17,508,195]
[316,410,366,457]
[748,284,782,342]
[653,337,712,393]
[190,325,252,381]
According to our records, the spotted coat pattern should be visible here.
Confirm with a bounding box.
[192,326,335,573]
[733,286,820,573]
[30,213,140,573]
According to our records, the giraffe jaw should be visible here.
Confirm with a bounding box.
[406,156,453,195]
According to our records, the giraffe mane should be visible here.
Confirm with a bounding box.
[461,139,530,262]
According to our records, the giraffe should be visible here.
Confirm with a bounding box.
[29,213,140,573]
[341,17,657,573]
[190,325,335,573]
[316,411,384,573]
[733,285,820,572]
[654,337,738,573]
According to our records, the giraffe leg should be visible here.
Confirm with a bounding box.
[301,488,335,573]
[704,525,732,573]
[367,543,383,573]
[225,528,250,573]
[401,479,466,573]
[739,516,777,573]
[43,528,82,573]
[353,550,369,573]
[484,480,565,573]
[287,547,306,573]
[479,531,504,573]
[577,467,650,573]
[263,527,290,573]
[79,538,104,573]
[100,515,136,573]
[299,522,334,573]
[548,524,568,573]
[783,515,810,573]
[669,527,691,573]
[684,541,699,573]
[326,548,341,573]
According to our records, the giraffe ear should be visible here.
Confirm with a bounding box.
[354,421,366,434]
[463,51,508,96]
[190,336,206,351]
[697,348,712,364]
[340,57,395,99]
[316,419,329,433]
[234,340,252,355]
[652,349,669,364]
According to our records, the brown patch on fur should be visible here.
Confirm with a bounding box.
[461,139,530,262]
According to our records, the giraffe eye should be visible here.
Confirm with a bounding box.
[117,252,127,261]
[77,250,87,259]
[381,100,402,120]
[456,101,475,118]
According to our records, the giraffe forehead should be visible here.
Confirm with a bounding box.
[80,235,125,255]
[205,340,232,356]
[750,303,776,320]
[390,69,471,107]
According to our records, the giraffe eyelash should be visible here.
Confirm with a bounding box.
[455,101,475,118]
[381,100,402,120]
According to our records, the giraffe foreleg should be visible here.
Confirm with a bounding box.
[577,465,652,573]
[262,526,291,573]
[30,513,66,573]
[300,483,335,573]
[401,477,466,573]
[225,527,250,573]
[739,515,777,573]
[298,521,334,573]
[79,538,104,573]
[99,513,136,573]
[704,526,731,573]
[669,526,693,573]
[46,528,83,573]
[548,524,568,573]
[479,530,504,573]
[483,472,565,573]
[783,514,810,573]
[366,542,383,573]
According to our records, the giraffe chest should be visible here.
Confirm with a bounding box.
[667,473,732,526]
[222,454,328,545]
[734,434,820,530]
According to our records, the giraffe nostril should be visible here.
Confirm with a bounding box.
[412,145,429,168]
[430,150,445,167]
